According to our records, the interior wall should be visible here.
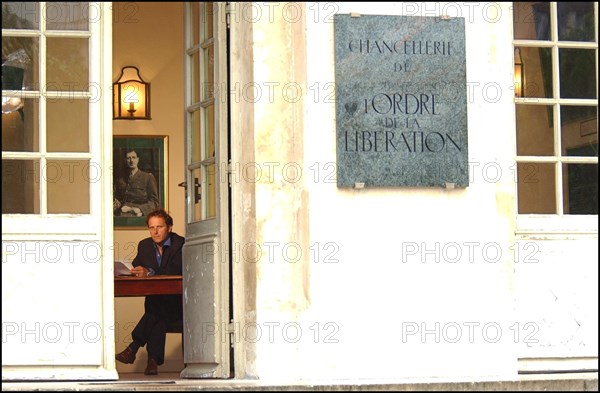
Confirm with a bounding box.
[112,1,185,374]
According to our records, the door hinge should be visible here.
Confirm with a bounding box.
[227,320,235,345]
[227,160,232,188]
[225,2,232,29]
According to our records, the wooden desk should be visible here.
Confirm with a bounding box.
[114,275,183,297]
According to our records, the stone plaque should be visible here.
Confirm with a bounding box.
[335,14,468,188]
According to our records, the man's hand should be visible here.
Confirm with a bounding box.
[121,205,143,217]
[131,266,150,278]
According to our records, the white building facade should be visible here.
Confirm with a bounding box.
[2,2,597,382]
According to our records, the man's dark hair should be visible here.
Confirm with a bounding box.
[146,209,173,227]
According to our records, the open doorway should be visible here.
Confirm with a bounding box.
[112,1,186,375]
[113,1,235,379]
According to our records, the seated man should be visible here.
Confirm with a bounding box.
[115,209,185,375]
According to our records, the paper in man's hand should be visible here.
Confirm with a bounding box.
[114,261,134,276]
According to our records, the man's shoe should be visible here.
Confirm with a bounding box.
[115,347,136,364]
[144,358,158,375]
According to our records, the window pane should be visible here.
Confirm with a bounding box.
[46,2,89,31]
[191,110,201,162]
[191,51,200,104]
[513,2,550,41]
[206,163,216,219]
[517,162,556,214]
[516,105,554,156]
[2,97,39,152]
[46,37,89,91]
[203,45,214,101]
[561,106,597,156]
[47,99,89,152]
[2,36,39,90]
[2,2,40,29]
[205,104,215,158]
[203,2,213,40]
[563,163,598,214]
[191,2,200,46]
[192,167,202,221]
[2,159,40,214]
[557,2,595,42]
[520,47,553,99]
[559,49,596,99]
[46,159,90,214]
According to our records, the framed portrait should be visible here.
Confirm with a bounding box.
[113,135,168,229]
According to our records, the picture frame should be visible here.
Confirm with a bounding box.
[113,135,168,229]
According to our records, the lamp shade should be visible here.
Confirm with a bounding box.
[113,66,151,120]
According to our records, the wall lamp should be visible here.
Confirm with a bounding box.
[113,66,151,120]
[514,47,524,98]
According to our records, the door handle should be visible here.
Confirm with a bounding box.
[178,180,201,203]
[194,177,201,203]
